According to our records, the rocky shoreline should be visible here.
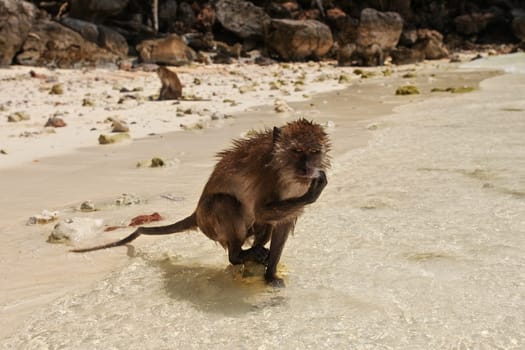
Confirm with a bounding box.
[1,0,524,69]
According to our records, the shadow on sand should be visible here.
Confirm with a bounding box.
[147,256,287,316]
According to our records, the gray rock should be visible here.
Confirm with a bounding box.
[512,10,525,42]
[265,19,333,60]
[16,19,119,68]
[356,8,403,51]
[137,34,197,66]
[0,0,38,66]
[215,0,270,39]
[48,217,104,243]
[61,17,128,58]
[69,0,129,21]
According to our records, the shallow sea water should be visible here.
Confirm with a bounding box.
[3,55,525,349]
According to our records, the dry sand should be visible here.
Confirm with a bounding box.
[1,54,523,347]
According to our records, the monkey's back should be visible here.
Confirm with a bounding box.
[198,130,279,222]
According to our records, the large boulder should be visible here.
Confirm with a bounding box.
[356,8,403,51]
[512,10,525,42]
[15,19,119,68]
[391,29,448,64]
[326,8,359,45]
[60,17,128,57]
[137,34,197,66]
[412,29,449,60]
[215,0,270,39]
[265,19,333,61]
[0,0,39,66]
[69,0,130,21]
[454,13,490,36]
[390,47,425,65]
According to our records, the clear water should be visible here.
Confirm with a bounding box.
[3,56,525,349]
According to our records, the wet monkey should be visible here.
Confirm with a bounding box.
[72,119,331,286]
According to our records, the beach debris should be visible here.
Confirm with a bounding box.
[338,74,351,84]
[49,83,64,95]
[181,122,204,130]
[7,111,30,122]
[353,69,375,79]
[27,210,60,225]
[0,149,7,155]
[136,157,166,168]
[48,217,104,243]
[274,99,293,113]
[176,107,193,116]
[79,200,96,212]
[29,70,50,80]
[119,87,138,93]
[129,212,163,226]
[367,122,381,130]
[160,194,185,202]
[324,120,336,129]
[431,86,476,93]
[98,133,131,144]
[222,98,238,106]
[115,193,144,206]
[109,117,130,133]
[395,85,420,95]
[44,117,67,128]
[402,72,417,78]
[82,98,94,107]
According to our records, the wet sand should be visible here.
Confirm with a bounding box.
[1,55,523,347]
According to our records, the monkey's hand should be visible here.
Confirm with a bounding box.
[302,170,327,204]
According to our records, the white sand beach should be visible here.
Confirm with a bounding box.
[1,53,524,348]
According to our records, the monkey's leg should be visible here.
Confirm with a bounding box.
[265,221,294,287]
[198,194,254,265]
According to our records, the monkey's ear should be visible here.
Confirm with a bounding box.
[272,127,281,144]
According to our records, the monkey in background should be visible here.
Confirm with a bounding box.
[73,119,331,287]
[157,66,182,100]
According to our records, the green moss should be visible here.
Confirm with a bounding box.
[150,157,165,167]
[82,98,94,107]
[338,74,351,84]
[49,84,64,95]
[431,86,476,93]
[450,86,476,93]
[98,133,130,144]
[402,72,417,78]
[395,85,420,95]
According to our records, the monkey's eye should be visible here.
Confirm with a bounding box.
[292,148,303,154]
[310,149,320,154]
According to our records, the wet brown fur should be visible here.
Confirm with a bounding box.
[72,119,330,286]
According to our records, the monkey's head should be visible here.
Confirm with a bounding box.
[272,119,331,181]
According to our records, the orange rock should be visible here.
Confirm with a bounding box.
[129,212,163,226]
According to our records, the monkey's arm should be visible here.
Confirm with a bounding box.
[258,171,327,222]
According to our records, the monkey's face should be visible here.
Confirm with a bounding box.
[273,119,331,180]
[289,147,325,179]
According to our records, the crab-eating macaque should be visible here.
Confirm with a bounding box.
[157,66,182,100]
[72,119,331,287]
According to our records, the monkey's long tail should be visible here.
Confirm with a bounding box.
[71,213,197,253]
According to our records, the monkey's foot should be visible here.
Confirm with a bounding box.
[242,246,270,265]
[265,275,285,288]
